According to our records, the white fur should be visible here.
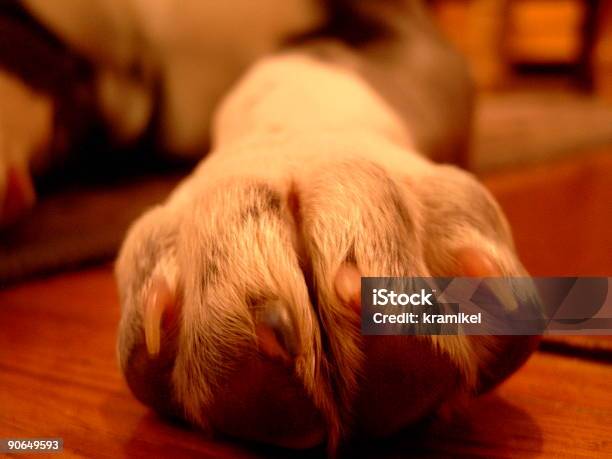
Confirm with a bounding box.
[3,0,534,450]
[116,50,528,449]
[23,0,324,152]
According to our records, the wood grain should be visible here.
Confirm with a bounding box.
[483,151,612,276]
[1,267,611,458]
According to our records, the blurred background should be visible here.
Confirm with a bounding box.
[423,0,612,373]
[432,0,612,276]
[432,0,612,94]
[0,0,610,284]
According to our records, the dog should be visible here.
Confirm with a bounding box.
[1,0,540,453]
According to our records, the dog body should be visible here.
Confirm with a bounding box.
[21,0,325,151]
[1,0,539,452]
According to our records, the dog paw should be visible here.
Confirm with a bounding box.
[0,72,53,227]
[116,182,329,449]
[0,150,36,227]
[115,156,539,449]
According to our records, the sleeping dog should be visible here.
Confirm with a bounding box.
[1,0,539,453]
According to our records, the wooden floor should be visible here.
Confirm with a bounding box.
[0,152,611,458]
[1,267,611,458]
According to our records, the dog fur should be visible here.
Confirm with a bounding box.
[1,0,540,453]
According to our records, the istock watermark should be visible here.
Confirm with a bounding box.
[361,277,612,335]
